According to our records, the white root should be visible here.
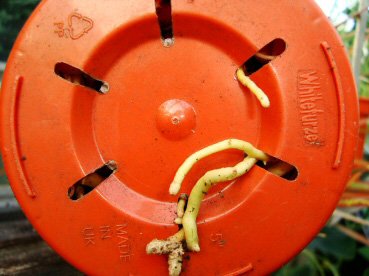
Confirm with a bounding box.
[146,229,185,276]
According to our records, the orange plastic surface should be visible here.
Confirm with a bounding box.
[0,0,359,275]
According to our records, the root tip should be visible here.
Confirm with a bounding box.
[174,217,183,224]
[190,244,200,252]
[169,183,179,195]
[262,100,271,108]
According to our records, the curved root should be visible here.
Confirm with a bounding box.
[236,68,270,108]
[169,139,268,195]
[148,139,271,274]
[146,229,185,276]
[182,157,257,251]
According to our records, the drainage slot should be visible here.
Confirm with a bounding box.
[68,161,117,200]
[241,38,287,76]
[55,62,109,93]
[257,156,298,181]
[155,0,174,47]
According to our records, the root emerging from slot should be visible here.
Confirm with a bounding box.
[146,139,294,275]
[236,67,270,108]
[169,139,268,195]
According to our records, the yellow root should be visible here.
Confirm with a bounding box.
[174,194,188,224]
[236,68,270,108]
[174,217,183,225]
[146,229,185,276]
[177,194,188,218]
[169,139,268,195]
[182,157,257,252]
[148,139,277,273]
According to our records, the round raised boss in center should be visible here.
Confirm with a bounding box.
[156,99,197,140]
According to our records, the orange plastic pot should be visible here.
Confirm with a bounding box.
[0,1,359,275]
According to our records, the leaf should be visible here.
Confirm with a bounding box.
[359,247,369,261]
[308,227,357,260]
[273,252,318,276]
[0,0,40,61]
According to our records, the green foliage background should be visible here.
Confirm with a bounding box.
[276,225,369,275]
[0,1,369,275]
[338,2,369,97]
[0,0,39,61]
